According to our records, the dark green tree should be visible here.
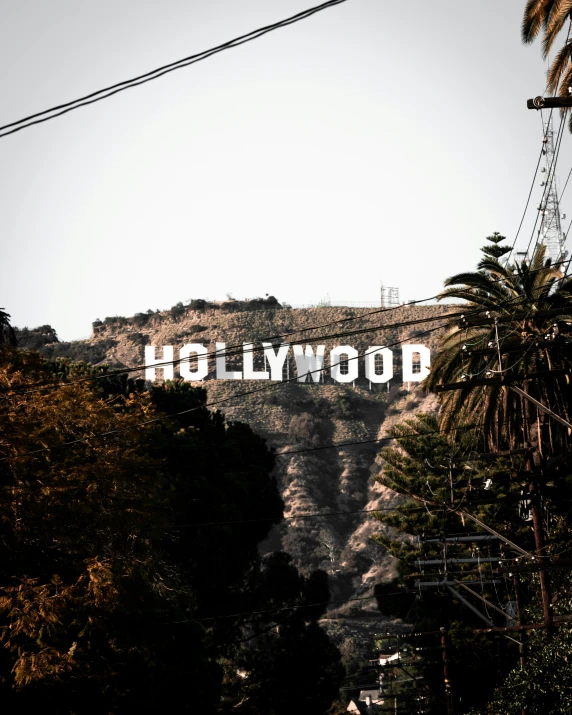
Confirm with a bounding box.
[478,627,572,714]
[371,235,572,711]
[143,381,344,712]
[0,352,344,713]
[219,552,343,715]
[0,350,219,714]
[371,413,530,713]
[0,308,16,348]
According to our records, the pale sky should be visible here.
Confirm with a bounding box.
[0,0,566,340]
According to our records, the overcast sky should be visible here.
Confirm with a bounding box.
[0,0,567,340]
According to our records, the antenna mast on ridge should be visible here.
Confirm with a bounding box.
[380,280,400,308]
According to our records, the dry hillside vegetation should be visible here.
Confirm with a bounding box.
[23,302,450,645]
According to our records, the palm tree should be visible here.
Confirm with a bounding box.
[0,308,16,348]
[523,1,572,128]
[424,233,572,458]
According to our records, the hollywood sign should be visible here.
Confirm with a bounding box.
[144,343,430,383]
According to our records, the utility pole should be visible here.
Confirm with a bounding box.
[440,628,453,715]
[513,574,526,667]
[529,467,554,637]
[527,95,572,109]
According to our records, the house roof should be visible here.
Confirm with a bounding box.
[359,689,382,702]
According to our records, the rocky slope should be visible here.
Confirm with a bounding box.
[17,300,452,650]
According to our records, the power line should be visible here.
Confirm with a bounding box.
[2,291,567,462]
[10,259,572,397]
[505,110,553,265]
[174,505,425,529]
[169,425,482,527]
[524,107,567,258]
[560,165,572,202]
[185,592,390,622]
[273,424,478,457]
[505,20,572,265]
[9,309,456,396]
[0,0,349,139]
[0,321,450,461]
[4,275,571,462]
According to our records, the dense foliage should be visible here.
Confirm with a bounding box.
[0,351,218,712]
[0,344,343,713]
[371,234,572,713]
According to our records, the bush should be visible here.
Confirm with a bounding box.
[104,316,127,327]
[169,302,185,319]
[41,339,117,364]
[332,392,361,420]
[133,312,150,327]
[126,332,147,346]
[14,325,59,350]
[288,412,328,447]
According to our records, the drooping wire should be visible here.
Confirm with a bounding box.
[504,109,553,266]
[4,270,572,462]
[9,259,572,398]
[0,0,349,138]
[0,320,451,462]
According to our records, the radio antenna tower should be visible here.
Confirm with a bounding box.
[535,113,566,261]
[380,280,400,308]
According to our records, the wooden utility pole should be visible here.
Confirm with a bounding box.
[529,473,554,637]
[519,373,555,640]
[513,574,526,666]
[527,95,572,109]
[440,628,453,715]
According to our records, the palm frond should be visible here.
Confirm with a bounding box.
[476,257,517,283]
[437,288,501,311]
[424,238,572,457]
[559,62,572,101]
[542,0,572,56]
[443,270,510,292]
[548,37,572,92]
[522,0,556,43]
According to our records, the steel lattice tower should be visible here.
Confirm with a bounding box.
[536,114,566,261]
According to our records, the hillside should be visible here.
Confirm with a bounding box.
[16,300,453,651]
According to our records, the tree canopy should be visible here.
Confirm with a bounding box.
[0,344,343,713]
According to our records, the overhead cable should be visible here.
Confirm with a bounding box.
[524,107,567,258]
[10,259,572,397]
[4,277,572,461]
[0,0,349,138]
[186,592,389,622]
[0,320,450,461]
